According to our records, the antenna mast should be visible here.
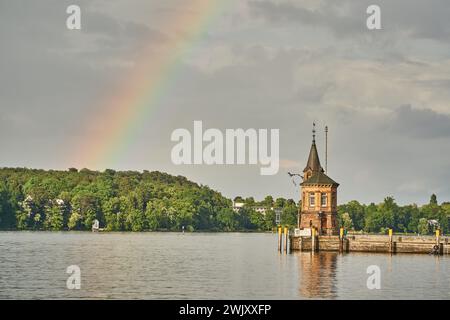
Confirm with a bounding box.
[325,125,328,174]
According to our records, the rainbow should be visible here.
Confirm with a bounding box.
[71,0,231,169]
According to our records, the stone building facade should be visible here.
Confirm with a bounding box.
[299,128,339,235]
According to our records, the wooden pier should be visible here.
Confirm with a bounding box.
[289,231,449,255]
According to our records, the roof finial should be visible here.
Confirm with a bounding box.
[312,122,316,143]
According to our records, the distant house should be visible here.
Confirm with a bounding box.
[54,199,65,206]
[232,202,245,212]
[428,219,440,229]
[232,201,273,215]
[253,206,273,215]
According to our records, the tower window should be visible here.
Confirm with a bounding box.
[309,192,315,207]
[321,193,327,207]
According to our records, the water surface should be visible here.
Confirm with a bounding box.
[0,232,449,299]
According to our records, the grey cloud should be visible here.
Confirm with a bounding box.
[248,0,364,38]
[81,10,168,53]
[0,0,169,167]
[389,105,450,139]
[1,0,450,205]
[248,0,450,42]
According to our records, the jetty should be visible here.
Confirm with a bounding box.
[289,230,449,255]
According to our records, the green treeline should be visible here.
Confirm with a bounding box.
[234,194,450,235]
[0,168,449,234]
[0,168,288,232]
[337,195,450,235]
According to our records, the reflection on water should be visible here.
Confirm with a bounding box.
[0,232,449,299]
[297,252,338,299]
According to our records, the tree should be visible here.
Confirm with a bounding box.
[236,207,254,229]
[340,212,353,230]
[397,205,413,233]
[44,201,64,230]
[262,195,274,207]
[127,208,146,232]
[103,197,126,231]
[249,210,265,230]
[71,190,101,230]
[244,197,255,206]
[68,211,82,230]
[440,203,450,234]
[0,183,15,229]
[216,208,238,231]
[263,209,276,230]
[274,198,286,208]
[282,203,298,227]
[379,197,398,230]
[338,200,365,231]
[430,194,438,206]
[417,218,429,235]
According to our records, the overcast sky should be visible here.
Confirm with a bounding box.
[1,0,450,205]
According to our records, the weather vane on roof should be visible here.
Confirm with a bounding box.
[312,122,316,142]
[288,122,317,187]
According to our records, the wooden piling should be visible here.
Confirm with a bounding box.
[311,227,316,252]
[339,227,344,253]
[284,227,288,253]
[436,229,442,255]
[388,229,393,253]
[278,227,282,252]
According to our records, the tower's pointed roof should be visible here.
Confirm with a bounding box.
[301,123,339,186]
[303,141,324,173]
[303,123,324,174]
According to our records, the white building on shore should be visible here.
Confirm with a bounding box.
[232,201,274,215]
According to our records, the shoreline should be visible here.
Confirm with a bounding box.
[0,229,274,234]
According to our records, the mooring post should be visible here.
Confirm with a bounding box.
[339,227,344,253]
[388,228,393,253]
[445,237,448,255]
[436,229,441,255]
[278,227,282,252]
[284,227,288,253]
[311,227,316,252]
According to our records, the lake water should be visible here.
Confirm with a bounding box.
[0,232,449,299]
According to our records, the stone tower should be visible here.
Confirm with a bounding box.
[299,124,339,235]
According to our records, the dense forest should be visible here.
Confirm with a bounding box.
[0,168,291,232]
[0,168,449,234]
[337,194,450,235]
